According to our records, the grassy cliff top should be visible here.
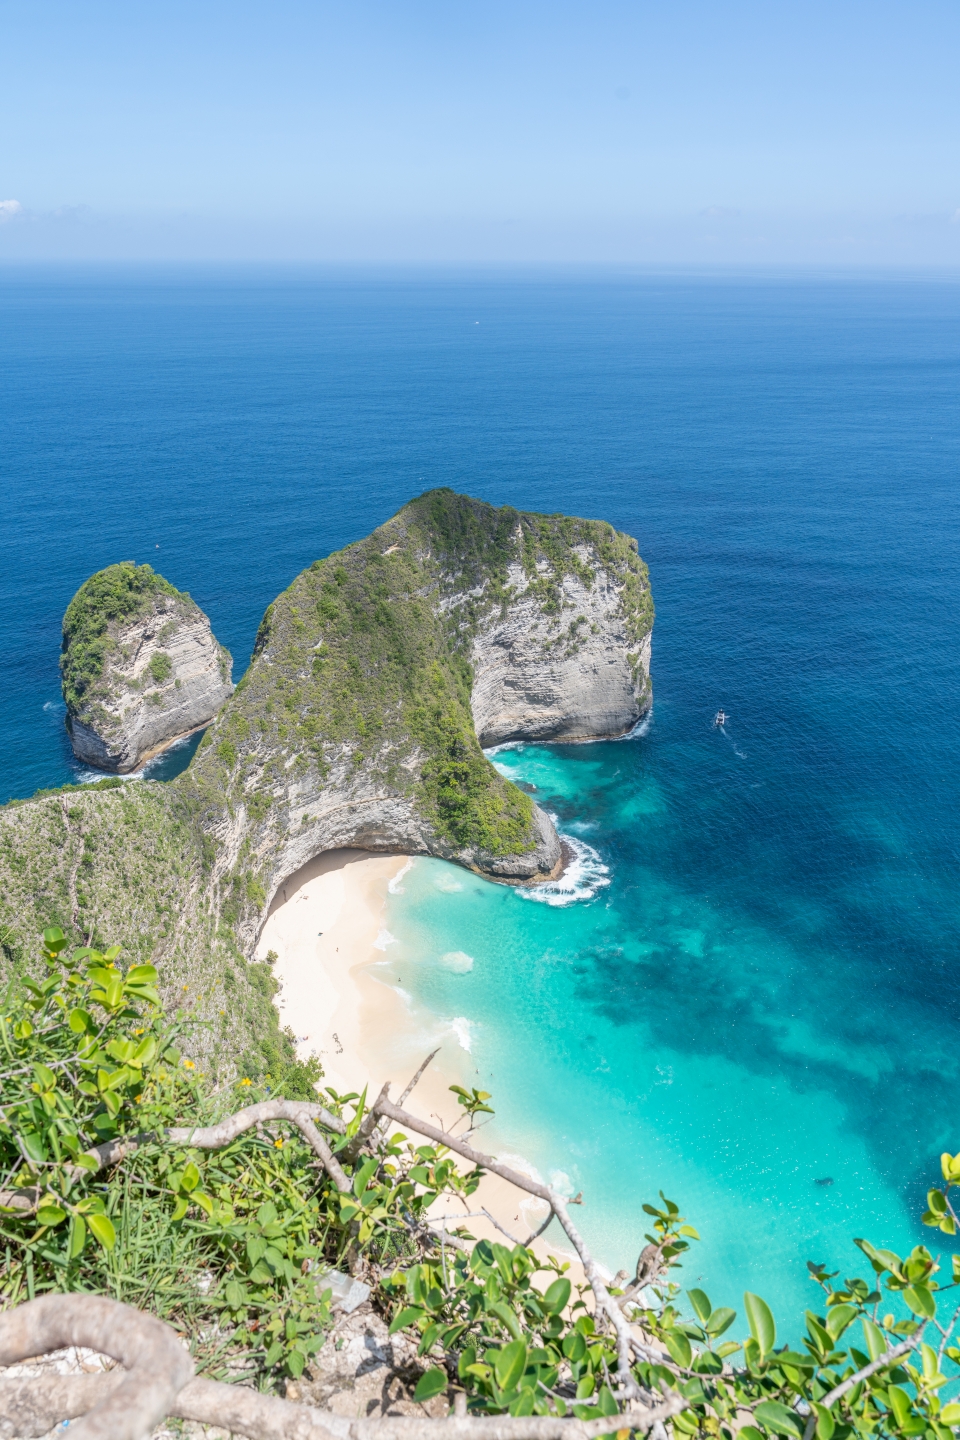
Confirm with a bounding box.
[186,489,651,863]
[61,562,194,714]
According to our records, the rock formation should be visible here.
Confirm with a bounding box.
[183,489,653,946]
[61,563,233,772]
[0,492,652,1076]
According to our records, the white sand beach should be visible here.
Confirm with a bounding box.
[256,850,583,1275]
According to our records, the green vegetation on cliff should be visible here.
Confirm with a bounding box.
[192,489,651,863]
[194,491,546,859]
[0,783,308,1089]
[2,490,653,1079]
[60,562,189,714]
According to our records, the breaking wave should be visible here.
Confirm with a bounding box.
[518,827,610,908]
[388,858,415,894]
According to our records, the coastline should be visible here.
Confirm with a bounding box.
[256,850,584,1276]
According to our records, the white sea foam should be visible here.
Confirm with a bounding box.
[519,826,609,907]
[440,950,474,973]
[373,928,397,951]
[483,741,527,757]
[43,699,64,713]
[450,1016,473,1051]
[388,858,414,894]
[617,707,653,741]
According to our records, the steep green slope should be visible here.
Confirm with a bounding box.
[0,490,653,1079]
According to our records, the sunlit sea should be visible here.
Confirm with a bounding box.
[3,265,959,1320]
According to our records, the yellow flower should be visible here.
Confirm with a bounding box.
[274,1138,283,1148]
[182,984,189,991]
[240,1078,252,1086]
[133,1027,144,1036]
[183,1059,195,1070]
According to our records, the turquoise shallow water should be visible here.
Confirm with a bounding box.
[381,721,956,1322]
[3,266,959,1322]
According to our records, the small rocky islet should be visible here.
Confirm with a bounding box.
[0,489,653,1079]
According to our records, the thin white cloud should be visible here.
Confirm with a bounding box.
[0,200,23,222]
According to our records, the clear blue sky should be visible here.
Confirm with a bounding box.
[1,0,958,263]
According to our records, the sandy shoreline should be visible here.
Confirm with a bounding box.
[256,850,583,1274]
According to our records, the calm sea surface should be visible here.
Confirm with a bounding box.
[2,267,959,1320]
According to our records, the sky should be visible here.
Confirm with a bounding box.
[1,0,958,264]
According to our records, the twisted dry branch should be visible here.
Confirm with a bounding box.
[0,1344,686,1440]
[0,1293,193,1440]
[0,1099,348,1214]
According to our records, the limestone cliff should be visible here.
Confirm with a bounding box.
[61,563,234,772]
[183,490,652,949]
[0,492,652,1079]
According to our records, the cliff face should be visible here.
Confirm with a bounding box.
[61,564,234,772]
[0,493,653,1079]
[181,490,653,952]
[467,553,651,746]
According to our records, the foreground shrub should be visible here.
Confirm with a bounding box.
[2,928,960,1437]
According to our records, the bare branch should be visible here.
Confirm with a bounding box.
[0,1294,193,1440]
[0,1368,688,1440]
[398,1049,441,1106]
[168,1097,345,1146]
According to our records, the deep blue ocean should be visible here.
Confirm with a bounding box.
[2,267,959,1321]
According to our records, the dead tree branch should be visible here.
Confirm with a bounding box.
[0,1294,193,1440]
[0,1365,687,1440]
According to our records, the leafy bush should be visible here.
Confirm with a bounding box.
[4,927,960,1435]
[61,563,185,712]
[149,651,173,684]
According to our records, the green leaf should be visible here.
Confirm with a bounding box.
[125,964,158,984]
[562,1331,586,1363]
[939,1404,960,1425]
[664,1329,693,1368]
[224,1279,247,1309]
[37,1202,67,1227]
[739,1427,766,1440]
[68,1007,93,1033]
[286,1349,305,1379]
[687,1288,712,1324]
[33,1064,57,1091]
[414,1368,448,1402]
[744,1292,776,1356]
[265,1341,284,1367]
[42,926,67,955]
[812,1405,835,1440]
[597,1384,618,1417]
[494,1340,528,1392]
[753,1400,804,1437]
[488,1300,523,1340]
[861,1316,887,1361]
[825,1303,857,1339]
[180,1162,201,1193]
[543,1277,571,1315]
[68,1214,87,1259]
[888,1385,912,1427]
[706,1306,736,1337]
[390,1306,426,1334]
[87,1213,116,1250]
[509,1388,535,1417]
[575,1374,596,1401]
[353,1156,379,1198]
[903,1285,936,1319]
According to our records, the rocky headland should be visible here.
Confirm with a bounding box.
[61,562,234,772]
[0,491,653,1078]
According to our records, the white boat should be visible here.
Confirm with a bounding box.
[714,710,728,727]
